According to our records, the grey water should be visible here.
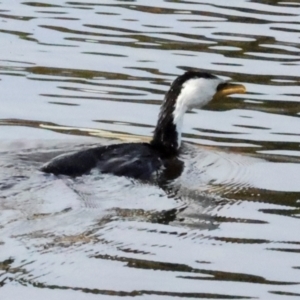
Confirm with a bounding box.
[1,0,300,299]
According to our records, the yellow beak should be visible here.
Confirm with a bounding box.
[214,82,246,99]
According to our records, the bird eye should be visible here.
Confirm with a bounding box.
[217,82,229,92]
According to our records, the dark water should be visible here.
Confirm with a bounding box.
[1,1,300,299]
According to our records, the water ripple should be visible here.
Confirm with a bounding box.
[1,0,300,299]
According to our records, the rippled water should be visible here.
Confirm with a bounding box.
[1,0,300,299]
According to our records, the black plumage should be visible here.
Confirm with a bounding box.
[151,71,218,155]
[41,70,225,181]
[42,143,163,180]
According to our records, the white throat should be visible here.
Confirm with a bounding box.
[172,77,222,147]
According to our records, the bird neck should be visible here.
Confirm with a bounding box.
[151,90,188,156]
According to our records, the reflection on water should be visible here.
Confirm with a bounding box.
[1,140,300,299]
[1,0,300,299]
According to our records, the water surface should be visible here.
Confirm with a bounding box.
[1,0,300,299]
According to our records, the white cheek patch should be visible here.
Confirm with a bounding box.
[181,78,223,108]
[172,77,223,147]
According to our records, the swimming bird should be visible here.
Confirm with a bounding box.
[41,70,245,181]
